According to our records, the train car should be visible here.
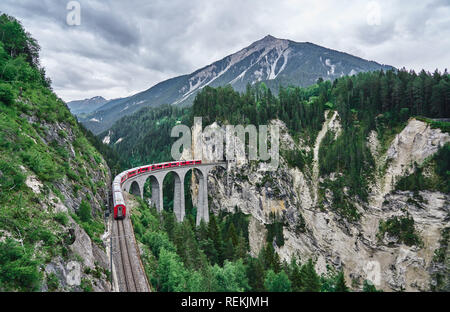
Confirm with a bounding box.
[114,203,126,219]
[113,187,126,219]
[138,166,151,174]
[127,170,137,178]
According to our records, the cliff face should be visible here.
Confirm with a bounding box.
[0,14,113,292]
[1,95,112,291]
[31,114,112,292]
[196,115,449,291]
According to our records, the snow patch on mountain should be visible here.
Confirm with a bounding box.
[176,36,290,103]
[325,59,336,75]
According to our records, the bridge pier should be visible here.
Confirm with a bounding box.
[196,167,211,225]
[172,168,187,222]
[149,172,166,213]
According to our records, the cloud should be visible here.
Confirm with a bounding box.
[1,0,449,101]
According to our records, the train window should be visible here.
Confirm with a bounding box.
[195,160,201,164]
[128,170,137,177]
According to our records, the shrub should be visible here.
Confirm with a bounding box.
[0,238,42,291]
[0,160,25,195]
[53,212,69,226]
[80,277,93,292]
[46,272,59,291]
[0,83,15,106]
[377,215,421,246]
[78,200,92,222]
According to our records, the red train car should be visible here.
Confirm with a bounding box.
[114,204,126,220]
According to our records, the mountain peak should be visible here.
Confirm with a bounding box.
[80,37,394,134]
[254,34,282,45]
[262,34,276,40]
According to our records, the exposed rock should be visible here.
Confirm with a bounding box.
[25,174,43,194]
[204,117,450,292]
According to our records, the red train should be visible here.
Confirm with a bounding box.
[113,160,202,219]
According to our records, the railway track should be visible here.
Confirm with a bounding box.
[110,191,149,292]
[117,219,139,292]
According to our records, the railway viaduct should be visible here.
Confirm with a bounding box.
[121,162,226,225]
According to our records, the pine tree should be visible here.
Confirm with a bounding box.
[235,231,248,260]
[246,257,266,291]
[334,271,349,292]
[208,213,224,265]
[300,259,320,292]
[264,270,291,292]
[290,257,304,292]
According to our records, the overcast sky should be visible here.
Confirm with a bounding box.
[1,0,449,102]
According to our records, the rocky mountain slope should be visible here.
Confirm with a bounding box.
[197,116,449,291]
[67,96,108,116]
[0,14,113,291]
[80,35,393,134]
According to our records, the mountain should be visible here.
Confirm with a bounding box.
[67,96,108,116]
[80,35,394,134]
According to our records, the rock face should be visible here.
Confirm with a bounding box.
[201,117,449,291]
[12,111,113,292]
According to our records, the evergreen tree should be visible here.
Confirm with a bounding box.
[246,257,266,291]
[264,270,291,292]
[299,259,321,292]
[334,271,349,292]
[363,280,382,292]
[208,213,224,265]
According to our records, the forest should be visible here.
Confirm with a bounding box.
[132,199,367,292]
[109,67,450,222]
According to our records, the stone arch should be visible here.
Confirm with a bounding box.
[182,168,203,223]
[129,180,141,198]
[143,175,159,209]
[145,171,167,213]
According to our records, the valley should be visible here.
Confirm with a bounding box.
[0,10,449,293]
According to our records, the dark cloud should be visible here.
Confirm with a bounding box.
[1,0,449,101]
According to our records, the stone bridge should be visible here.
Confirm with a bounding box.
[121,162,226,225]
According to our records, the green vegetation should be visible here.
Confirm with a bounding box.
[377,215,421,246]
[265,212,285,247]
[416,116,450,133]
[132,198,349,292]
[396,143,450,193]
[0,13,116,290]
[0,238,41,291]
[362,280,382,292]
[430,227,450,291]
[101,104,191,168]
